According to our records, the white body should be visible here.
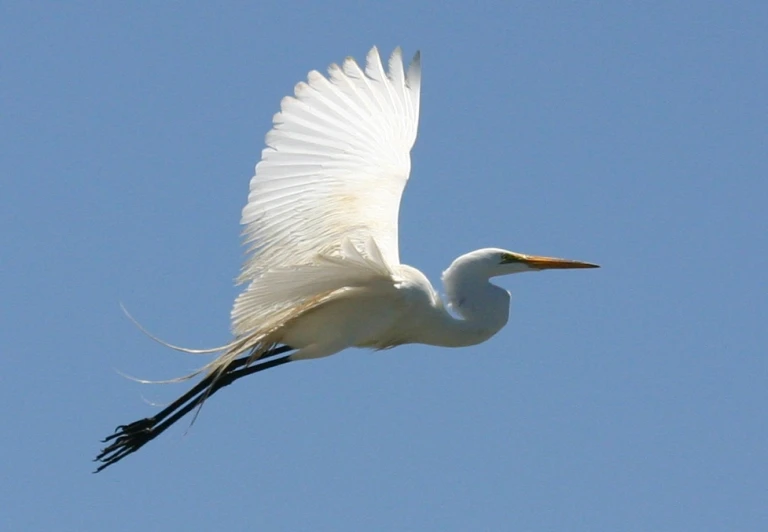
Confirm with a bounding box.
[180,47,595,378]
[280,254,511,358]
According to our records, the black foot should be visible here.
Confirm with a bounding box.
[95,418,158,472]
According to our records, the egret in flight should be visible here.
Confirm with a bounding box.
[95,46,598,472]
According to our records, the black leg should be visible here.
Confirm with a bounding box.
[94,345,294,472]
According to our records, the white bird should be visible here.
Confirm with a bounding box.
[96,46,598,472]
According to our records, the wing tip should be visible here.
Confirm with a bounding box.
[410,50,421,71]
[407,50,421,88]
[367,45,380,60]
[340,46,419,83]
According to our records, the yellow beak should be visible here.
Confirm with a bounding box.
[520,255,600,270]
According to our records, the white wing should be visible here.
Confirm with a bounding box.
[239,46,421,280]
[231,47,421,336]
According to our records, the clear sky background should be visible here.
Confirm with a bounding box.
[3,2,767,531]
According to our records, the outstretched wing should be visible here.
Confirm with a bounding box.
[238,46,421,282]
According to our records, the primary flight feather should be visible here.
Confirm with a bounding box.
[95,46,597,472]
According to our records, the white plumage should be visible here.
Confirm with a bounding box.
[96,46,597,472]
[232,47,420,338]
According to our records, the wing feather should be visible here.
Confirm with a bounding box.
[232,238,392,336]
[233,46,421,335]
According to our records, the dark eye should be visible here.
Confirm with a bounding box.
[500,253,520,264]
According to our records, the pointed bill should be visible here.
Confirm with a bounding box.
[520,255,600,270]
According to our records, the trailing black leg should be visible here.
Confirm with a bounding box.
[94,345,294,472]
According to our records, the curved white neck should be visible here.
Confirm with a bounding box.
[418,254,510,348]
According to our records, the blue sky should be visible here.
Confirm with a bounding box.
[3,2,767,530]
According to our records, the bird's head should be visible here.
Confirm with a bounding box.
[444,248,598,285]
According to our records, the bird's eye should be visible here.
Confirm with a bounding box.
[500,253,520,264]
